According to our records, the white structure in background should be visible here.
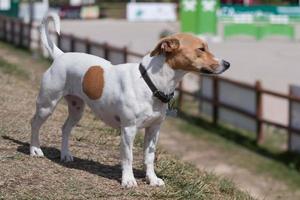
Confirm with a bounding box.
[70,0,95,6]
[0,0,11,10]
[127,3,177,22]
[19,0,49,23]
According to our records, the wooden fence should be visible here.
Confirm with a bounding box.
[177,76,300,149]
[0,15,300,151]
[0,15,143,65]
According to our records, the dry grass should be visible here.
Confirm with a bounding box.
[0,42,253,200]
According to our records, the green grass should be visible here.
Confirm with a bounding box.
[219,178,236,195]
[0,57,29,79]
[133,132,253,199]
[134,129,252,199]
[0,42,51,68]
[174,110,300,190]
[155,155,253,200]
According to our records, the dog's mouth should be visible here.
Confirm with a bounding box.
[200,68,214,75]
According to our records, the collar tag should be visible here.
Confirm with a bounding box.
[166,100,177,117]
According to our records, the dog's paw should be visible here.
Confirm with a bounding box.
[147,176,165,187]
[122,177,138,188]
[30,146,44,157]
[60,152,73,162]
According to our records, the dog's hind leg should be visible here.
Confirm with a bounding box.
[60,95,85,162]
[30,89,63,157]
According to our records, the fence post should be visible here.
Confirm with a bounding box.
[212,76,219,125]
[70,35,75,52]
[288,85,293,151]
[11,20,15,44]
[3,18,7,41]
[255,80,263,144]
[123,46,128,63]
[177,81,183,111]
[19,21,24,47]
[28,23,32,50]
[85,39,91,54]
[104,42,109,60]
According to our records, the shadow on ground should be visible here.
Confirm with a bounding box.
[2,136,145,183]
[178,111,300,171]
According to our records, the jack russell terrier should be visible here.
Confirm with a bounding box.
[30,13,230,188]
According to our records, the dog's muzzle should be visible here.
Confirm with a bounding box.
[222,60,230,70]
[200,60,231,75]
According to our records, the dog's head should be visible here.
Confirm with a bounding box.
[150,33,230,75]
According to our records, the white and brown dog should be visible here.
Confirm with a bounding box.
[30,13,230,188]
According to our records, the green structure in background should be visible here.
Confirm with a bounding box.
[196,0,219,35]
[180,0,198,33]
[221,5,296,40]
[223,23,295,40]
[180,0,219,35]
[0,0,19,18]
[259,24,294,40]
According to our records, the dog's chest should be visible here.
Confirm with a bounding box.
[136,108,165,128]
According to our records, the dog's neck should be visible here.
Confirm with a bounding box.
[141,54,187,95]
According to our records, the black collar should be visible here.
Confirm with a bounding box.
[139,63,174,103]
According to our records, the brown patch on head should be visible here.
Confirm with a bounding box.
[82,66,104,100]
[151,33,220,73]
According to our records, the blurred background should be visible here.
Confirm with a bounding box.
[1,0,300,199]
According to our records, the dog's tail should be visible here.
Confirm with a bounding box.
[40,12,63,59]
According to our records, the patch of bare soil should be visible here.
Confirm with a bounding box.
[160,121,300,200]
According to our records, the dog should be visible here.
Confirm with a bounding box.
[30,13,230,188]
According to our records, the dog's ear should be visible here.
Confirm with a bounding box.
[150,37,180,57]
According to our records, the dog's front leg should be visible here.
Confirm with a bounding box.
[144,124,165,186]
[120,126,137,188]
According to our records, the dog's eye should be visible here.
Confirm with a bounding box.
[198,47,205,52]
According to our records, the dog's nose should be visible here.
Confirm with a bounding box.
[222,60,230,69]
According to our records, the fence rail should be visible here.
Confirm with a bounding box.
[0,15,143,65]
[177,75,300,148]
[1,15,300,152]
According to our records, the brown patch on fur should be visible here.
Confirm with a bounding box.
[151,33,220,73]
[82,66,104,100]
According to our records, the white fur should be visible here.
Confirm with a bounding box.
[31,13,227,188]
[31,12,190,188]
[40,12,63,59]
